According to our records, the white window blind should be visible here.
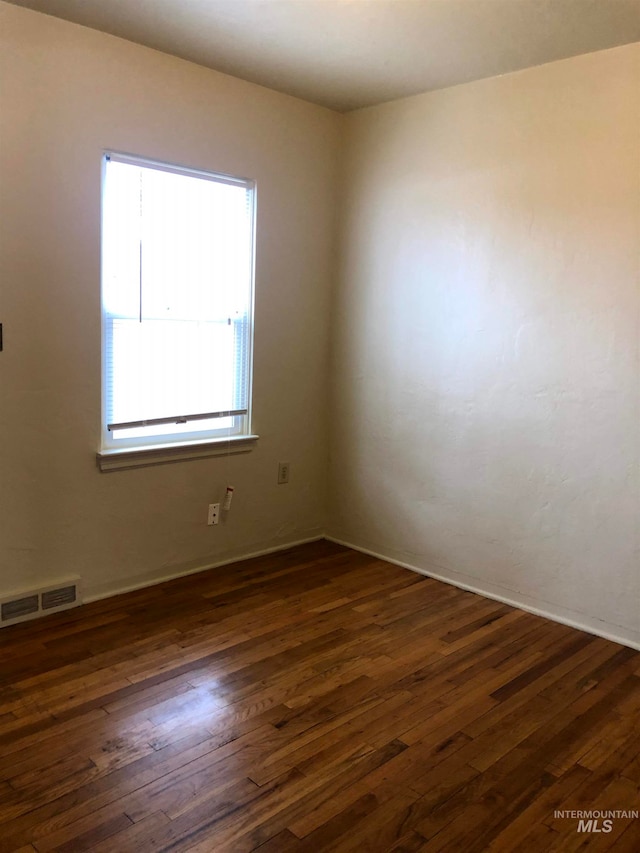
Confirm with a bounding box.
[101,153,255,448]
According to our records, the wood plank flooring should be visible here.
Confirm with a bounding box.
[0,539,639,852]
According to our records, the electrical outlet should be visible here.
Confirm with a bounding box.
[207,503,220,525]
[278,462,290,484]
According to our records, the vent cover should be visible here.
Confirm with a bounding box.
[1,595,39,622]
[41,585,77,610]
[0,578,82,627]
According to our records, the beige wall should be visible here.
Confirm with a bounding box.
[0,2,340,599]
[329,44,640,647]
[1,1,639,647]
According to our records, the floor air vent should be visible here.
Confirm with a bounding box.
[0,579,82,627]
[42,585,77,610]
[1,595,39,622]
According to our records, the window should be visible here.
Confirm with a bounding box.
[100,153,255,460]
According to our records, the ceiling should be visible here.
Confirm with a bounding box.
[6,0,640,111]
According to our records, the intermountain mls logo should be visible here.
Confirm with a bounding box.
[554,810,639,833]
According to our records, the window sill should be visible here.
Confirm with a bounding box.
[97,434,259,472]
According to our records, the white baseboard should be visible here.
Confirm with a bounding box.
[84,535,324,604]
[78,530,640,652]
[326,535,640,652]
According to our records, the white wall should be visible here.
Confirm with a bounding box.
[329,44,640,647]
[1,1,638,647]
[0,2,341,599]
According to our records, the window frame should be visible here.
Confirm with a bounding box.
[98,151,257,469]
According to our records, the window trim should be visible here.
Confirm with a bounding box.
[96,434,259,472]
[99,151,256,460]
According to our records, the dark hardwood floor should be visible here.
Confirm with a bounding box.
[0,539,639,852]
